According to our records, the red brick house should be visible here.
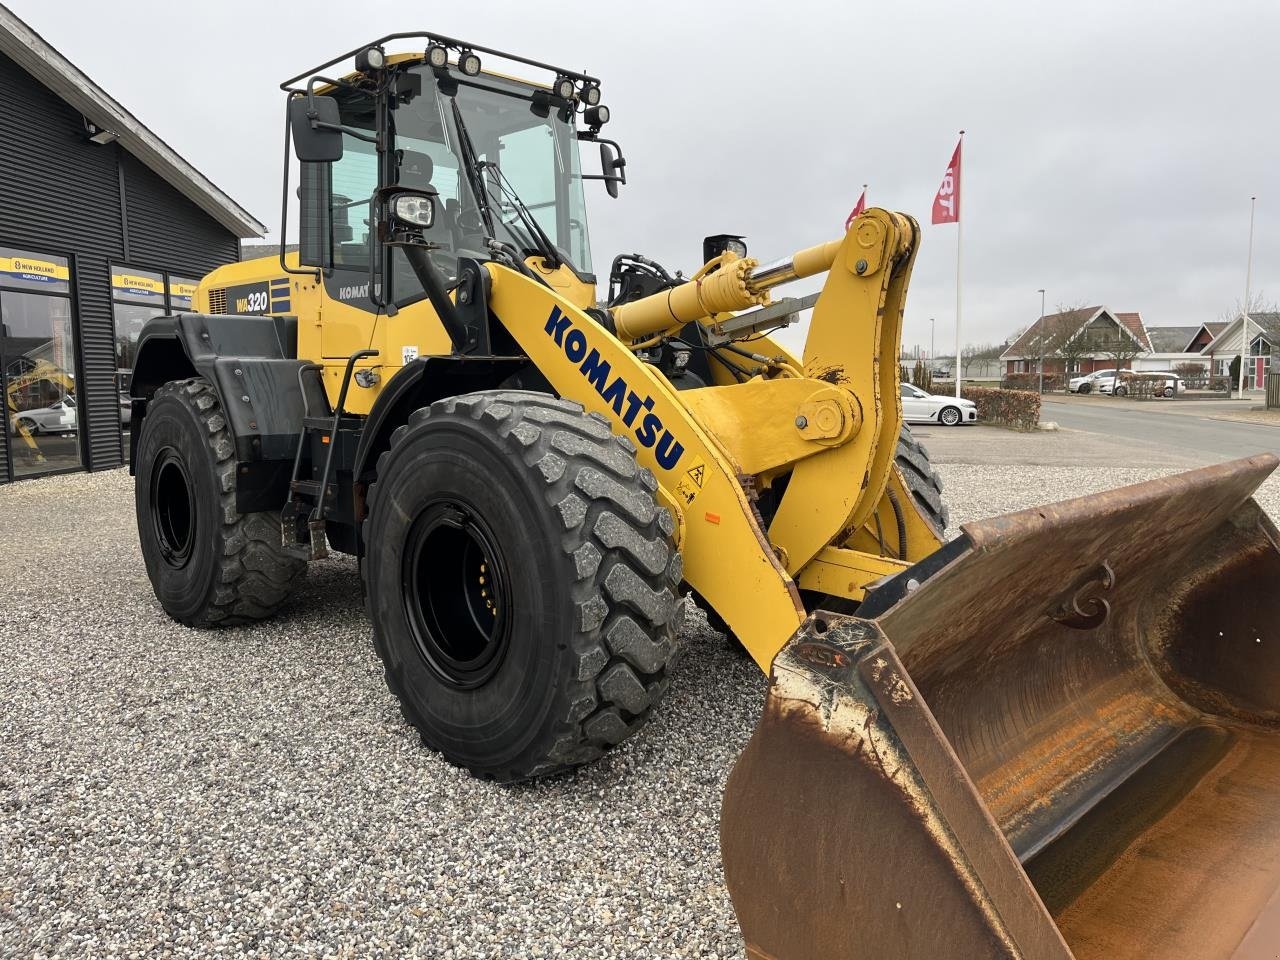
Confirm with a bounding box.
[1000,306,1150,377]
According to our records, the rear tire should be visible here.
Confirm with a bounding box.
[362,391,682,782]
[135,378,307,627]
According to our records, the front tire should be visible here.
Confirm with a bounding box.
[362,391,683,782]
[1078,383,1091,394]
[134,379,306,627]
[938,405,962,426]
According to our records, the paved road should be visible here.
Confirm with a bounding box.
[1041,397,1280,462]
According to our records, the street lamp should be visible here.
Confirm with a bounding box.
[1037,289,1046,393]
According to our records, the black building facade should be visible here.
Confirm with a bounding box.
[0,8,262,483]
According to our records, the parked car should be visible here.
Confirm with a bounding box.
[11,395,76,435]
[900,383,978,426]
[1068,369,1117,394]
[1109,371,1184,398]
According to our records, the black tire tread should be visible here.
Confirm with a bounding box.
[895,424,949,536]
[362,390,682,781]
[151,378,306,627]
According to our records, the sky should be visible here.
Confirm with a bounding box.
[12,0,1277,356]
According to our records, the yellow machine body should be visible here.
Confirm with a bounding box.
[155,42,1280,960]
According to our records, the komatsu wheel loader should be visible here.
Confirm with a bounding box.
[130,33,1280,959]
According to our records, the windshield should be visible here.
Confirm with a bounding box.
[392,69,593,277]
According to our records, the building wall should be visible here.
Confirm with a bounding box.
[0,50,241,482]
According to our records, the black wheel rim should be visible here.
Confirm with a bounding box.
[402,499,513,689]
[151,449,196,568]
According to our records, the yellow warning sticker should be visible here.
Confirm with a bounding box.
[674,458,707,505]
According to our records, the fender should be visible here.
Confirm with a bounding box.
[349,354,532,517]
[129,313,308,475]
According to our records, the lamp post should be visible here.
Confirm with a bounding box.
[930,318,935,370]
[1037,290,1046,393]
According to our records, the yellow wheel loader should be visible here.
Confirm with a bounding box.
[129,33,1280,959]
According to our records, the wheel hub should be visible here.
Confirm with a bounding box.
[151,450,196,568]
[402,500,512,689]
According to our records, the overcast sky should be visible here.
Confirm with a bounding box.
[14,0,1277,354]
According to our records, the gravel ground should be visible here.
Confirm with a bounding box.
[3,451,1279,958]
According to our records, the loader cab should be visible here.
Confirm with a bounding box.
[286,42,619,323]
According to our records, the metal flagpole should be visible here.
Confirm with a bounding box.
[1237,196,1257,396]
[954,131,965,399]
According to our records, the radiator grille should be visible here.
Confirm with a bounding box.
[208,287,227,313]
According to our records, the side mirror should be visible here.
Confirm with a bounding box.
[600,142,624,198]
[289,95,343,163]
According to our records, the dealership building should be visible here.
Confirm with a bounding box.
[0,4,263,484]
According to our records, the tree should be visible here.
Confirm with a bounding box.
[961,342,1003,377]
[1050,302,1095,381]
[1218,290,1278,325]
[1101,327,1144,395]
[912,358,933,393]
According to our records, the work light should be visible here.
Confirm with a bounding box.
[392,193,436,229]
[426,44,449,69]
[355,47,386,72]
[581,83,602,106]
[459,51,482,76]
[553,76,575,100]
[584,105,610,128]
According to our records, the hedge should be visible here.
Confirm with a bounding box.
[1000,372,1063,392]
[961,386,1040,431]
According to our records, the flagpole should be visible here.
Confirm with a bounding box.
[1237,195,1256,396]
[954,131,965,399]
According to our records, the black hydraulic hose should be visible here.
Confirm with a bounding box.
[885,487,908,561]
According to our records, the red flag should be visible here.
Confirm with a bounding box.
[932,138,962,224]
[844,187,867,230]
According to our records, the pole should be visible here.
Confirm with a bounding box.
[1038,289,1046,393]
[930,318,935,366]
[954,129,965,399]
[1238,196,1257,396]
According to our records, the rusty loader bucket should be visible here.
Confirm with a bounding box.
[722,455,1280,960]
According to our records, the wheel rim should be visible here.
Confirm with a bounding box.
[402,499,513,689]
[941,408,960,425]
[150,449,196,567]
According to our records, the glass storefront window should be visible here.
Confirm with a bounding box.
[2,283,81,479]
[0,246,71,295]
[168,276,198,311]
[110,266,166,307]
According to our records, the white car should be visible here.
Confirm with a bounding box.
[900,383,978,426]
[1109,371,1184,398]
[1069,369,1117,394]
[10,396,77,435]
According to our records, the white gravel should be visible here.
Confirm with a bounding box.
[2,453,1278,958]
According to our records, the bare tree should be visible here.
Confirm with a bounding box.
[1100,327,1145,394]
[961,342,1003,377]
[1049,302,1095,380]
[1218,290,1278,324]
